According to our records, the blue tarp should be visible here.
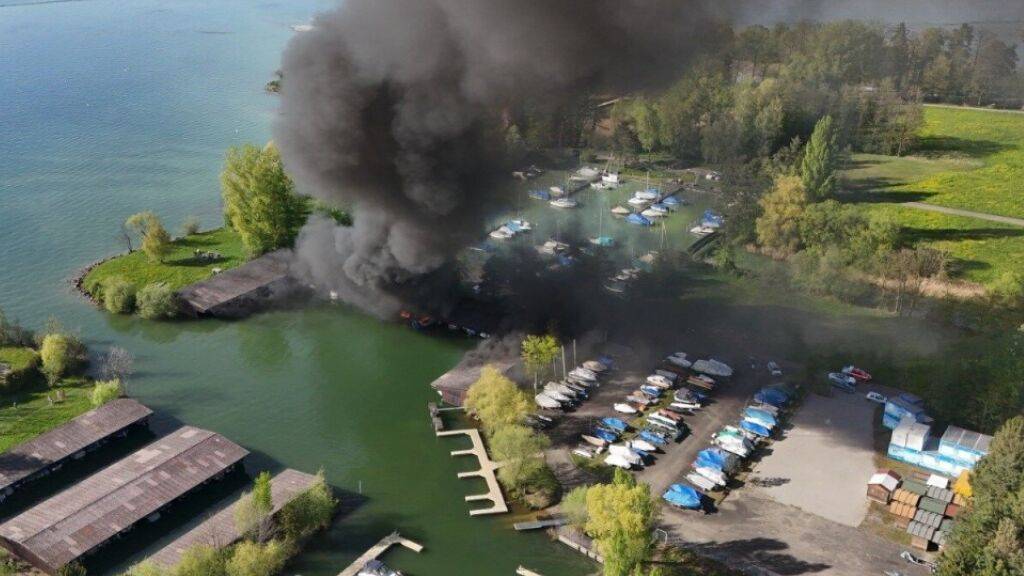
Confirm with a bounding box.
[701,209,724,228]
[528,189,550,200]
[743,407,777,427]
[602,417,628,432]
[626,213,653,226]
[695,448,736,472]
[594,428,619,442]
[640,430,668,445]
[741,419,771,437]
[755,387,790,407]
[662,484,701,509]
[661,195,681,206]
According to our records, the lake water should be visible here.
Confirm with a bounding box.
[0,1,594,574]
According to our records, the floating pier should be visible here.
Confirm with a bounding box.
[513,515,569,531]
[517,567,544,576]
[436,428,509,516]
[337,531,423,576]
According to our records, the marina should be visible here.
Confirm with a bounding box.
[436,428,509,516]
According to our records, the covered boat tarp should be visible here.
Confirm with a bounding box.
[662,484,702,509]
[692,359,734,378]
[754,387,790,407]
[535,393,561,409]
[701,209,724,228]
[594,428,619,443]
[661,195,681,206]
[528,189,550,200]
[640,430,668,446]
[695,447,739,473]
[743,407,777,428]
[741,419,772,438]
[626,213,653,226]
[602,417,628,432]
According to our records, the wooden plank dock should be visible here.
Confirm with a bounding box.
[436,428,508,516]
[337,531,423,576]
[513,516,568,531]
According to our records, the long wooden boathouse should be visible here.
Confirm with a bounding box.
[0,399,152,501]
[177,249,294,317]
[147,468,317,567]
[0,426,248,575]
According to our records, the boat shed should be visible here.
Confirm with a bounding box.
[0,399,152,500]
[177,249,295,318]
[147,469,318,567]
[0,426,248,575]
[430,338,521,406]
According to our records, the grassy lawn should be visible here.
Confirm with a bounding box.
[844,106,1024,218]
[841,106,1024,287]
[0,378,92,452]
[82,227,246,298]
[0,346,38,372]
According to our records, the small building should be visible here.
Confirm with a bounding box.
[0,426,248,574]
[907,521,936,550]
[430,338,521,406]
[939,426,993,468]
[867,470,901,504]
[177,250,296,317]
[888,421,991,477]
[0,399,152,501]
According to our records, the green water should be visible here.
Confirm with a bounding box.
[0,1,592,574]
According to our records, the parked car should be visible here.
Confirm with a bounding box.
[767,361,783,377]
[828,372,857,392]
[865,391,887,404]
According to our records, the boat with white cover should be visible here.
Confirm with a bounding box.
[613,403,638,415]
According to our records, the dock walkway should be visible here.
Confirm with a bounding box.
[436,428,508,516]
[337,531,423,576]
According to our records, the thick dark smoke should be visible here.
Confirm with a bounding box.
[274,0,718,318]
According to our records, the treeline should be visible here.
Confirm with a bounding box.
[509,20,1020,160]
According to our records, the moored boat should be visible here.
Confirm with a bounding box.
[613,402,638,415]
[550,198,578,209]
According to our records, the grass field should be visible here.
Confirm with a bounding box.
[82,227,246,298]
[0,346,38,373]
[0,377,92,452]
[841,106,1024,286]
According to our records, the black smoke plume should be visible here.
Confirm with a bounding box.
[274,0,722,318]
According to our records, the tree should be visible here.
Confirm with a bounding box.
[175,544,228,576]
[562,486,590,529]
[490,424,550,494]
[101,346,134,382]
[938,417,1024,576]
[463,365,532,434]
[221,143,308,257]
[235,471,274,542]
[225,540,289,576]
[142,218,172,263]
[798,200,863,253]
[279,470,337,540]
[103,276,137,314]
[39,333,72,386]
[137,282,179,319]
[755,175,809,256]
[801,115,839,200]
[91,379,122,407]
[586,475,659,576]
[521,334,560,391]
[125,211,158,252]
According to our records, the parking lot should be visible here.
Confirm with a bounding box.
[749,390,879,527]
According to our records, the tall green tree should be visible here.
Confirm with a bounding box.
[464,365,532,434]
[800,115,839,200]
[755,175,809,256]
[938,417,1024,576]
[235,471,274,542]
[221,142,308,257]
[586,473,658,576]
[521,334,560,391]
[490,424,550,494]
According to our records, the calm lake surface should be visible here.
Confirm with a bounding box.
[0,1,593,574]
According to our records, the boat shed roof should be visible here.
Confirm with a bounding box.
[0,399,152,492]
[940,426,992,454]
[177,250,292,315]
[0,426,248,574]
[148,469,317,567]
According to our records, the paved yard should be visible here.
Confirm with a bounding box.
[750,391,878,527]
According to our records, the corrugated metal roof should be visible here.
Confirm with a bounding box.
[903,480,928,496]
[919,496,948,515]
[940,426,993,454]
[926,486,954,503]
[177,250,292,314]
[0,399,152,492]
[148,469,317,567]
[913,509,943,529]
[0,426,248,573]
[907,521,936,540]
[868,472,900,492]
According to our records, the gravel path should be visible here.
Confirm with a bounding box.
[902,201,1024,227]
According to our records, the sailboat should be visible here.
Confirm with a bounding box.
[611,205,631,216]
[550,198,578,209]
[589,198,615,246]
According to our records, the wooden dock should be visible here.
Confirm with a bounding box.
[436,428,509,516]
[513,516,569,531]
[337,531,423,576]
[517,567,543,576]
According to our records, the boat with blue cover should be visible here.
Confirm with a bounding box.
[662,484,702,510]
[661,195,682,206]
[593,428,619,443]
[743,407,777,427]
[639,429,668,446]
[626,213,653,226]
[740,419,772,438]
[528,189,550,201]
[602,417,628,432]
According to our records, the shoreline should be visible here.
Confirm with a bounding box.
[69,251,127,306]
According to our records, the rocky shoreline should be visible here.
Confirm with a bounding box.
[68,251,126,306]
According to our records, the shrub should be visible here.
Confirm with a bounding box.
[40,333,71,386]
[279,471,337,540]
[124,561,169,576]
[0,347,40,393]
[103,277,137,314]
[175,544,227,576]
[181,215,202,236]
[225,540,290,576]
[91,379,122,407]
[137,283,179,319]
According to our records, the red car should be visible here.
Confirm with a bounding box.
[842,365,872,382]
